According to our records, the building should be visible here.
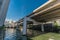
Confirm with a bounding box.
[4,20,16,27]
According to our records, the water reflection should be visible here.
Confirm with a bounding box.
[22,36,27,40]
[4,28,16,40]
[4,28,27,40]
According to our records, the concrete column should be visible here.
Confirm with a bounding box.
[0,0,10,26]
[23,17,27,35]
[41,23,44,32]
[0,0,10,40]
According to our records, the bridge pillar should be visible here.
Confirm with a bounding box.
[41,23,44,32]
[0,0,10,40]
[22,17,27,40]
[23,17,27,35]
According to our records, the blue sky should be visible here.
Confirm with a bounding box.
[6,0,48,21]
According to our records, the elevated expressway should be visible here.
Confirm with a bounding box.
[17,0,60,35]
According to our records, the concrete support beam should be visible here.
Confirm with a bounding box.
[0,0,10,40]
[41,23,44,32]
[0,0,10,26]
[23,17,27,35]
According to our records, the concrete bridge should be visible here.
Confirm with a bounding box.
[0,0,60,40]
[17,0,60,36]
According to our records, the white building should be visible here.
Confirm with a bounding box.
[4,20,16,27]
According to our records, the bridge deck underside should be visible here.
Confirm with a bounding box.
[31,4,60,22]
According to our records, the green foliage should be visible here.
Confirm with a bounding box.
[54,21,58,27]
[54,21,60,29]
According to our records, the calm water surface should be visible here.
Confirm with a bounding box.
[4,28,27,40]
[4,28,16,40]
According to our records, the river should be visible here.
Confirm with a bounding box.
[4,28,27,40]
[4,28,16,40]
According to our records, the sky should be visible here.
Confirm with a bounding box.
[6,0,48,21]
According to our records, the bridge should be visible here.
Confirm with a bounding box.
[0,0,60,40]
[17,0,60,36]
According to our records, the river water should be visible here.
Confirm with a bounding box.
[4,28,16,40]
[4,28,27,40]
